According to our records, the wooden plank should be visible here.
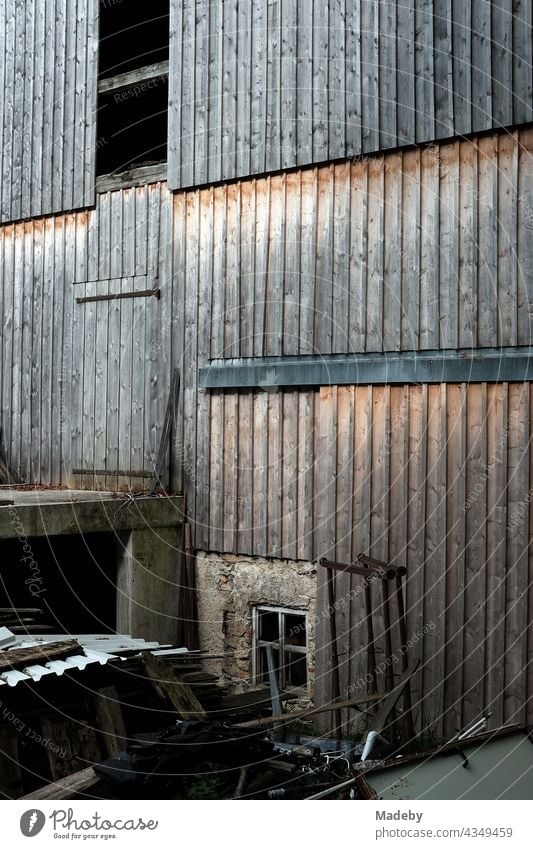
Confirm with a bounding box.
[311,0,328,162]
[477,135,498,346]
[41,716,102,781]
[194,187,214,540]
[0,723,23,798]
[484,382,508,728]
[210,186,227,360]
[504,383,529,725]
[379,0,397,149]
[93,686,127,756]
[208,391,224,551]
[458,138,478,348]
[433,0,454,138]
[366,156,385,351]
[443,382,467,735]
[361,0,379,153]
[50,218,65,485]
[383,153,402,351]
[414,0,435,143]
[316,386,337,561]
[178,0,195,188]
[332,162,351,354]
[401,150,421,350]
[513,0,533,124]
[396,0,415,145]
[517,129,533,346]
[296,0,313,165]
[405,385,427,725]
[298,170,317,354]
[296,391,315,562]
[0,639,79,670]
[283,171,301,356]
[496,132,519,346]
[452,0,472,136]
[314,167,333,353]
[348,158,368,352]
[10,0,25,222]
[222,393,238,553]
[20,0,34,220]
[141,652,207,719]
[264,175,285,356]
[51,0,66,214]
[281,392,298,561]
[22,766,98,800]
[266,390,282,557]
[422,384,447,737]
[491,0,513,127]
[438,142,460,349]
[280,0,297,169]
[222,0,238,180]
[249,0,267,175]
[252,390,268,554]
[236,391,253,554]
[471,0,492,131]
[104,278,121,492]
[419,145,440,349]
[329,0,346,159]
[224,184,241,358]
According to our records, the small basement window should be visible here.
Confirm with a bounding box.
[97,0,170,179]
[252,605,308,692]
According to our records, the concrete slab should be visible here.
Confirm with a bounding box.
[0,491,185,539]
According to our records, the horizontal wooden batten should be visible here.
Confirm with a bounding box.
[199,349,533,389]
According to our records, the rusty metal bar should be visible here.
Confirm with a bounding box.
[357,553,407,578]
[326,567,342,739]
[395,573,416,744]
[76,288,160,304]
[72,468,153,477]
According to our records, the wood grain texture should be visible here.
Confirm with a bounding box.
[0,0,98,223]
[168,0,533,189]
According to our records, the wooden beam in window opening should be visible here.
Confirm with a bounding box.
[98,61,170,96]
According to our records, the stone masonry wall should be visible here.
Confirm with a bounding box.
[195,552,317,698]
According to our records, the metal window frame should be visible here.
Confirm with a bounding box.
[252,604,307,692]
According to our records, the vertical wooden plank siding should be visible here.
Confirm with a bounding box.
[0,0,98,223]
[168,0,533,189]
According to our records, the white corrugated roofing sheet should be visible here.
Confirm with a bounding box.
[0,633,189,688]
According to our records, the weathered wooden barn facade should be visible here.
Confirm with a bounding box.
[0,0,532,740]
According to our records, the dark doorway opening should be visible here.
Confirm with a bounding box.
[0,531,117,633]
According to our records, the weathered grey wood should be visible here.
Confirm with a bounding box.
[0,723,23,798]
[0,0,98,223]
[41,715,103,781]
[141,651,207,719]
[167,0,532,189]
[98,60,169,95]
[22,766,98,800]
[93,686,127,756]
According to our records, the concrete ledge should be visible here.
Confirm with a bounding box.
[0,492,185,539]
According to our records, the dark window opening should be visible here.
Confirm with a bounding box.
[97,0,169,177]
[253,606,308,692]
[0,532,117,633]
[97,79,169,175]
[99,1,170,77]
